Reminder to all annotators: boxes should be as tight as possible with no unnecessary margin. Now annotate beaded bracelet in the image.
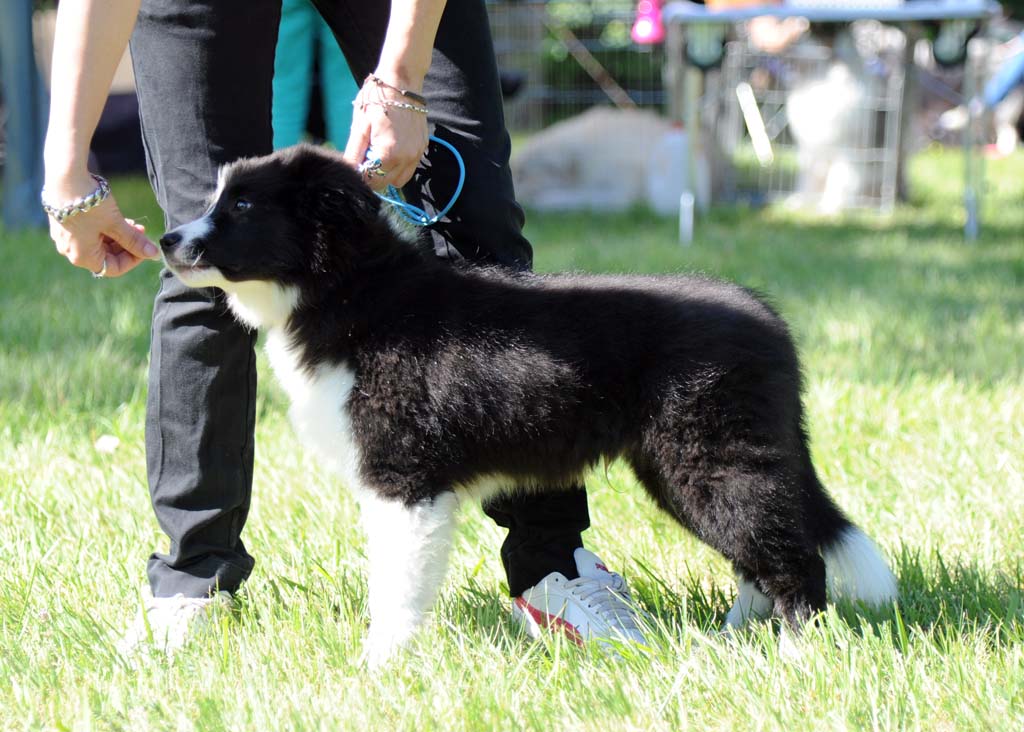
[41,174,111,224]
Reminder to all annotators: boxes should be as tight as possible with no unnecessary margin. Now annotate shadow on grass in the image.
[855,547,1024,648]
[533,205,1023,386]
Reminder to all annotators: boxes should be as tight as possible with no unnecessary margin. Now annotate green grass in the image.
[1,147,1022,731]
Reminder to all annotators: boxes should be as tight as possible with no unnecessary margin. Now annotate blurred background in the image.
[2,0,1023,229]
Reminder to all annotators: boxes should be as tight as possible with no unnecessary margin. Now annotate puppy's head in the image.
[160,144,381,327]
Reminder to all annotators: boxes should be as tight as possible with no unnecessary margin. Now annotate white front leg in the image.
[723,574,773,630]
[358,490,459,667]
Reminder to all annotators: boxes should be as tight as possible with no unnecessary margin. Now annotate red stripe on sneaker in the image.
[513,597,584,646]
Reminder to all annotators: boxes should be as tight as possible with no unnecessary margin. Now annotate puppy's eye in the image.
[233,198,253,212]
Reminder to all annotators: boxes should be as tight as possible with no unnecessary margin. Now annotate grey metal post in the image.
[895,23,921,205]
[963,31,988,242]
[1,0,49,230]
[664,19,686,123]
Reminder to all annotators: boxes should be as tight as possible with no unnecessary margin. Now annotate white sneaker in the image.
[117,586,232,657]
[512,548,647,648]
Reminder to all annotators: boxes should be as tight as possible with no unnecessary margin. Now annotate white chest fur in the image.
[264,329,363,490]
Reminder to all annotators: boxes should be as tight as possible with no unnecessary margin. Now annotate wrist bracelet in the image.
[355,98,429,115]
[366,73,428,107]
[41,174,111,223]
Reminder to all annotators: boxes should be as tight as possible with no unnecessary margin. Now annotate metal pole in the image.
[963,34,981,242]
[1,0,49,230]
[664,19,686,123]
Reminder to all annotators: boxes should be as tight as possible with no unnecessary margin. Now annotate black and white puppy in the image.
[161,144,897,665]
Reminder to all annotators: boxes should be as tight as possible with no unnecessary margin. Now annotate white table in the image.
[661,0,1003,239]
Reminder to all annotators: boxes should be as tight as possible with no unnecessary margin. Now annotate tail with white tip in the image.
[821,526,898,606]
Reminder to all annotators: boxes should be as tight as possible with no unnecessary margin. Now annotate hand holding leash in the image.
[365,136,465,227]
[344,72,430,192]
[43,171,159,278]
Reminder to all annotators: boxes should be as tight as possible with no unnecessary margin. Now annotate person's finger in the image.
[50,220,70,255]
[383,166,408,191]
[364,144,401,192]
[107,217,160,259]
[66,241,108,275]
[383,159,413,191]
[100,234,127,256]
[103,248,146,278]
[98,231,149,277]
[367,169,391,193]
[391,160,419,190]
[344,120,373,168]
[52,233,70,256]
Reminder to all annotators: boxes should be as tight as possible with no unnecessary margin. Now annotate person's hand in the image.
[344,73,430,192]
[45,172,160,278]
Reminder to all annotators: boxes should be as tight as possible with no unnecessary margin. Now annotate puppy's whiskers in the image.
[190,250,205,270]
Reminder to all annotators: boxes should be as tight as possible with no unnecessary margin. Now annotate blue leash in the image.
[362,135,465,227]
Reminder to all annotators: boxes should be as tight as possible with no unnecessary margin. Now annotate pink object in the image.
[631,0,665,45]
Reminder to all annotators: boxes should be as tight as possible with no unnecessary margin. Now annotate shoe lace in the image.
[562,574,642,635]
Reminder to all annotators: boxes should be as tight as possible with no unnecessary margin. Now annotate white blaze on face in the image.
[176,216,213,247]
[165,214,226,289]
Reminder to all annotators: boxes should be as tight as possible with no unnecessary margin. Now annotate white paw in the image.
[777,628,805,662]
[361,618,419,669]
[361,635,399,670]
[723,578,773,631]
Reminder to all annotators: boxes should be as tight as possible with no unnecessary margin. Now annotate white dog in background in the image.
[786,60,871,214]
[511,107,708,215]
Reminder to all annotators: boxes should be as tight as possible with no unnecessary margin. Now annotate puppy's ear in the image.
[311,179,381,227]
[292,148,382,274]
[291,146,380,224]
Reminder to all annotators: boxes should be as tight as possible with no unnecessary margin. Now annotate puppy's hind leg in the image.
[357,490,459,668]
[713,467,828,632]
[635,446,827,634]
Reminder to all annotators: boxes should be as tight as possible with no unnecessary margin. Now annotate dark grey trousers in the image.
[130,0,589,599]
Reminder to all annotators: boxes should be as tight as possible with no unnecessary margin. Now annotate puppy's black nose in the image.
[160,231,182,250]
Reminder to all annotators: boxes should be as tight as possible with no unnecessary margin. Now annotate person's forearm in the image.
[984,34,1024,109]
[44,0,142,186]
[375,0,447,91]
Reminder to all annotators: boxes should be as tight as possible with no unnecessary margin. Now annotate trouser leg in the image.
[483,491,590,596]
[131,0,281,598]
[315,0,588,596]
[273,0,317,150]
[316,14,359,146]
[0,0,47,229]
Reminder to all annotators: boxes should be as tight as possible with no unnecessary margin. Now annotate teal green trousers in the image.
[272,0,358,149]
